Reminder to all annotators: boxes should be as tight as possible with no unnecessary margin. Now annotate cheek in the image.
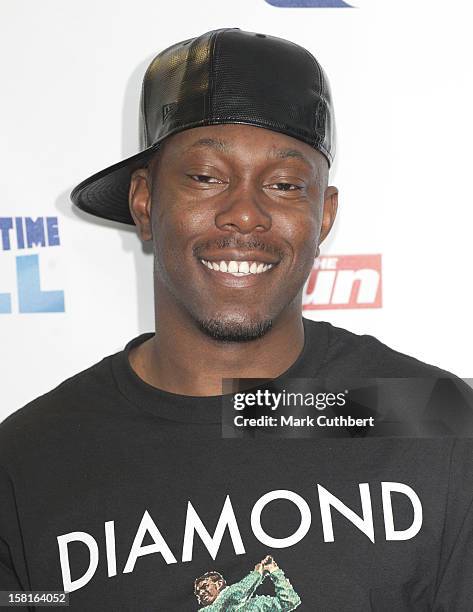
[152,188,211,241]
[150,205,182,276]
[279,211,320,259]
[150,194,212,278]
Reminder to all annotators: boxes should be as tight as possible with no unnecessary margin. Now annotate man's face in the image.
[130,124,337,341]
[195,577,224,605]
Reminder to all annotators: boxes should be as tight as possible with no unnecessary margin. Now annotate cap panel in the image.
[315,62,336,163]
[141,31,215,148]
[210,30,334,165]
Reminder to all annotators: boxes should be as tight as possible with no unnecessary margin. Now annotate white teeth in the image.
[200,259,275,276]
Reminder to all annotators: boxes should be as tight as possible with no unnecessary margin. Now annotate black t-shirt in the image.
[1,318,473,611]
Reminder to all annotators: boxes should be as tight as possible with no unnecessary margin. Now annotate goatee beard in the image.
[196,317,273,342]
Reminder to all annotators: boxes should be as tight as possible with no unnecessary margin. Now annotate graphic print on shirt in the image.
[194,555,301,610]
[56,481,423,595]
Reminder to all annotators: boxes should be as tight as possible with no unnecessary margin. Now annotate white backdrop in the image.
[1,0,472,419]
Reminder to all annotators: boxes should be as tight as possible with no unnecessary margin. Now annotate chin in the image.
[195,314,273,342]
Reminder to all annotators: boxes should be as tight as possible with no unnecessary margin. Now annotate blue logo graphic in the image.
[0,216,65,314]
[265,0,353,7]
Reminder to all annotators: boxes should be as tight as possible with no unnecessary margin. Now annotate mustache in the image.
[193,237,285,260]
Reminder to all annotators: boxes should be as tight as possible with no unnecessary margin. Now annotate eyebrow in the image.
[268,146,313,168]
[187,137,230,153]
[186,137,315,170]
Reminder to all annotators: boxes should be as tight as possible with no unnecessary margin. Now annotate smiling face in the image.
[129,124,338,342]
[194,576,225,605]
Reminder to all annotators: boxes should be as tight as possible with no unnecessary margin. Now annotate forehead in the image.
[159,123,324,171]
[196,577,214,588]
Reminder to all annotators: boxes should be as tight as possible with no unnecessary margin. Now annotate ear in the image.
[129,168,153,241]
[316,185,338,257]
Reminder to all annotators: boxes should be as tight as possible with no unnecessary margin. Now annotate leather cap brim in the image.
[70,143,160,225]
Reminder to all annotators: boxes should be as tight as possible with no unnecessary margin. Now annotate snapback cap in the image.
[70,27,336,225]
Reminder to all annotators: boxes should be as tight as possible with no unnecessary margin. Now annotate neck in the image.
[129,294,305,397]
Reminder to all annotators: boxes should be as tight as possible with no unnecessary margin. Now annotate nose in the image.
[215,178,271,234]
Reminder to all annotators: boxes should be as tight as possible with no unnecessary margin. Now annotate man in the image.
[1,27,472,611]
[194,555,301,610]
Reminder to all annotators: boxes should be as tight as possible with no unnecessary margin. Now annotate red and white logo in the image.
[303,254,382,310]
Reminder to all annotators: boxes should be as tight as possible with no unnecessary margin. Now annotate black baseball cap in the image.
[70,27,336,225]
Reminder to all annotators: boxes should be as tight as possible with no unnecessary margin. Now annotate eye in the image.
[267,182,302,191]
[188,174,222,183]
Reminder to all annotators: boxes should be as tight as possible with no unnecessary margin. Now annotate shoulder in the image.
[0,351,120,461]
[317,319,459,379]
[307,319,473,435]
